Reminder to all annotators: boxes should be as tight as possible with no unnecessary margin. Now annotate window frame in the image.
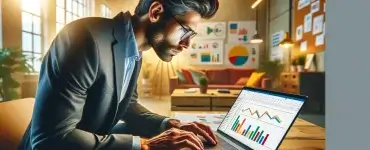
[21,0,43,72]
[100,4,111,18]
[56,0,89,33]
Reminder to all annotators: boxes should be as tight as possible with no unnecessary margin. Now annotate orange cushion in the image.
[234,77,249,85]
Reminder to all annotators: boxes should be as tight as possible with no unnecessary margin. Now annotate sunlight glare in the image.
[22,0,41,15]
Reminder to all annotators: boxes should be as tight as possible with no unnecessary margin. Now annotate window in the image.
[56,0,88,33]
[100,4,111,18]
[22,0,42,72]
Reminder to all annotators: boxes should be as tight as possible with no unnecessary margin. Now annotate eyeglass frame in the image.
[168,12,198,41]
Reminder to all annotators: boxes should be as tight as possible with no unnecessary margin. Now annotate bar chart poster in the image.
[188,40,224,65]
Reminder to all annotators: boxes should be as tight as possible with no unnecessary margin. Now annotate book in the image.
[217,89,230,93]
[184,88,198,93]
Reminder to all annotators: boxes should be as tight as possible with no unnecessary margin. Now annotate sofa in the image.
[169,68,271,93]
[0,98,35,150]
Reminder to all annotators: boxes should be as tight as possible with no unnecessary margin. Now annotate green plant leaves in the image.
[3,77,20,88]
[257,59,285,90]
[199,77,208,85]
[257,60,284,79]
[0,47,35,100]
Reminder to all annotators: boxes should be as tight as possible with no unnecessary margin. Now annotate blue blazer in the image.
[19,12,167,150]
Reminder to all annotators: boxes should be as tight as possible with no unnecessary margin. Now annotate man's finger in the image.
[194,122,218,143]
[146,135,168,144]
[186,131,204,147]
[176,129,204,147]
[188,123,216,144]
[175,133,204,149]
[148,129,181,143]
[175,139,203,150]
[177,129,203,145]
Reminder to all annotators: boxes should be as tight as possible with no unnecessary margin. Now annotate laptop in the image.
[203,87,307,150]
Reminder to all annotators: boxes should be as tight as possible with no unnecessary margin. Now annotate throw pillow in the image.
[234,77,249,85]
[181,69,195,84]
[246,72,265,87]
[175,70,187,84]
[189,69,209,85]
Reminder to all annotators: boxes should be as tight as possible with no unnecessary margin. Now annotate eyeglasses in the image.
[171,15,198,41]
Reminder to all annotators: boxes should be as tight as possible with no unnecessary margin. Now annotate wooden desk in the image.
[171,111,325,150]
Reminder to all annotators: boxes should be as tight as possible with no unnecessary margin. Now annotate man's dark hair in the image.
[135,0,219,19]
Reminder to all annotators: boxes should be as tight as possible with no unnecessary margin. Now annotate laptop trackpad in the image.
[199,135,238,150]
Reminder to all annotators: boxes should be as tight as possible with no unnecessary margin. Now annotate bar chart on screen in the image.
[226,115,286,150]
[217,89,305,150]
[230,116,270,146]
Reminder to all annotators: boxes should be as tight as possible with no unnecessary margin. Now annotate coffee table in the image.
[171,89,241,111]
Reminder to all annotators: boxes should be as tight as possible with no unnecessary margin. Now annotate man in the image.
[19,0,219,150]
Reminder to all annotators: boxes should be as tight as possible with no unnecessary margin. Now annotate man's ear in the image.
[148,1,164,23]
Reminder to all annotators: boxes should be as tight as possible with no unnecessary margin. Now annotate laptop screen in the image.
[217,88,305,150]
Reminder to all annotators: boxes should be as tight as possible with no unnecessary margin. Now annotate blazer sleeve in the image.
[120,83,168,138]
[30,22,134,150]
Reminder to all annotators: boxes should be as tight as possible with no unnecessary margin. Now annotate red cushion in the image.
[205,69,230,84]
[181,69,195,84]
[228,68,255,84]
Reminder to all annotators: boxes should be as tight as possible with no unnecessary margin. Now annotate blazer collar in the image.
[112,11,141,60]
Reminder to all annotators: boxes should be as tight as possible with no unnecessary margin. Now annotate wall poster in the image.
[188,40,224,65]
[225,43,259,68]
[227,21,256,44]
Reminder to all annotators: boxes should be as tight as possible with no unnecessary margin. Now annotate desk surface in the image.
[171,111,325,150]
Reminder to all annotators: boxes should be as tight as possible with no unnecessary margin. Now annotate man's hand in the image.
[140,128,204,150]
[167,119,218,145]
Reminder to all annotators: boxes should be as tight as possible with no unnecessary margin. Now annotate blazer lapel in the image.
[115,59,142,120]
[112,12,130,101]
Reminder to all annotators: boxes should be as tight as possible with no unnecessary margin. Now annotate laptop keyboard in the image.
[204,136,238,150]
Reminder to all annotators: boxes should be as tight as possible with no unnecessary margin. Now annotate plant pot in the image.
[199,85,208,94]
[297,65,303,72]
[142,78,149,85]
[290,66,297,72]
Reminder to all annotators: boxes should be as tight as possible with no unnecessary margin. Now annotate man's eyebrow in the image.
[176,18,192,30]
[183,24,192,30]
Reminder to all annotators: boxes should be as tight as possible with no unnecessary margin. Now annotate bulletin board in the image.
[293,0,326,54]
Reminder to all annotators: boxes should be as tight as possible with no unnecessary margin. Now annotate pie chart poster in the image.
[225,44,259,68]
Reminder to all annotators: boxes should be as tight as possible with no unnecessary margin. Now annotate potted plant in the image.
[257,59,285,90]
[0,47,34,101]
[297,55,306,72]
[199,77,208,94]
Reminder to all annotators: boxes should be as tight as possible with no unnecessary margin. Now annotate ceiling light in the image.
[251,0,263,9]
[279,32,294,48]
[250,33,263,44]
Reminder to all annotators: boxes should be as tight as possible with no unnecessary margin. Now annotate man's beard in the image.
[145,20,174,62]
